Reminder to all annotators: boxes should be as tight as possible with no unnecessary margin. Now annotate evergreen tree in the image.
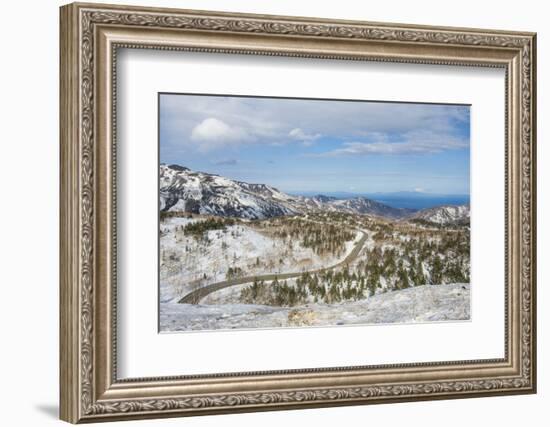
[431,256,443,285]
[367,272,378,297]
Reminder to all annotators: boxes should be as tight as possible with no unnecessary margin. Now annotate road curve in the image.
[178,230,368,304]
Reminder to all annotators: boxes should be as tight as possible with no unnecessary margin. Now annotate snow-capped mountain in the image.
[160,164,297,219]
[160,164,414,220]
[410,204,470,225]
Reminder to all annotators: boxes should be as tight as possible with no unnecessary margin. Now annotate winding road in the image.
[178,229,369,304]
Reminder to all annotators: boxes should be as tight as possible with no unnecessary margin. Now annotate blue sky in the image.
[159,94,470,195]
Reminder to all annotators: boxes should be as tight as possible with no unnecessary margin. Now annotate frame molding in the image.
[60,2,536,423]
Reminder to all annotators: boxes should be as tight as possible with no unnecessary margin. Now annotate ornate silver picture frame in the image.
[60,2,536,423]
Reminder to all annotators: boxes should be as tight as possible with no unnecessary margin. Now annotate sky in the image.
[159,93,470,195]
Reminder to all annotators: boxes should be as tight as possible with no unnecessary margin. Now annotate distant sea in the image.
[291,191,470,211]
[369,195,470,210]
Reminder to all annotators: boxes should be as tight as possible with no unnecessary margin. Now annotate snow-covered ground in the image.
[160,216,361,303]
[160,283,470,332]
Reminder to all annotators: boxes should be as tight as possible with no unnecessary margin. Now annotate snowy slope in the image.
[159,216,362,303]
[160,283,470,332]
[160,164,297,219]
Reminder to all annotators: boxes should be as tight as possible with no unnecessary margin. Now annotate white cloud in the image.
[319,129,469,157]
[191,118,246,142]
[288,128,321,145]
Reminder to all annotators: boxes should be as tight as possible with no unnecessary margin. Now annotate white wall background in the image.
[0,0,545,425]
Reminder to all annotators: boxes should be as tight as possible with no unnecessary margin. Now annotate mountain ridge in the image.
[159,164,468,223]
[410,204,470,225]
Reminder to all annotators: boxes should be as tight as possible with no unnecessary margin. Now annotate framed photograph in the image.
[60,2,537,423]
[158,93,473,331]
